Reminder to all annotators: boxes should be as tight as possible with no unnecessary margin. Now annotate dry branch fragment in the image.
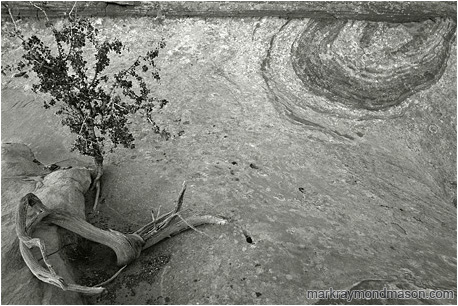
[141,215,227,250]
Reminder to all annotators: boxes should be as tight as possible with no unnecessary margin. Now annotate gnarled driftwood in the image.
[16,182,226,294]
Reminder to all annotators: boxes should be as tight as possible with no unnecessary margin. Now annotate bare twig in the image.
[4,2,25,42]
[63,19,76,62]
[135,209,174,237]
[77,114,90,138]
[5,3,18,32]
[174,181,187,214]
[153,182,187,232]
[68,1,77,17]
[176,214,212,238]
[151,204,163,226]
[29,1,49,22]
[92,180,101,211]
[95,265,127,287]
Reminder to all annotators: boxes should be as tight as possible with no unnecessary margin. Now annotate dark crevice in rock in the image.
[242,229,254,244]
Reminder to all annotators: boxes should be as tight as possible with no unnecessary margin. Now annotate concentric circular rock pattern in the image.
[291,18,456,110]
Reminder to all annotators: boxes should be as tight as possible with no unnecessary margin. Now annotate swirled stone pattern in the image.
[291,18,456,110]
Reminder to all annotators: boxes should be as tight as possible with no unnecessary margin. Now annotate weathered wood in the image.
[141,215,228,250]
[2,1,456,22]
[45,210,144,266]
[16,187,226,294]
[16,193,105,294]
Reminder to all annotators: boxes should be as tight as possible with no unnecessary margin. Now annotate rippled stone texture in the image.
[291,18,456,110]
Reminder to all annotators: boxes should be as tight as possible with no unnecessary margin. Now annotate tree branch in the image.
[29,1,49,22]
[68,1,77,17]
[5,3,20,36]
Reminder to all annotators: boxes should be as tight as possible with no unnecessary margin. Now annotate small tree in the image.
[13,16,168,209]
[7,6,229,294]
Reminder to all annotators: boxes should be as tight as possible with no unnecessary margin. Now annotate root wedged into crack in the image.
[16,182,226,294]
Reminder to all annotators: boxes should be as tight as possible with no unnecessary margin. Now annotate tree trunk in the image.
[92,155,103,211]
[86,121,104,211]
[93,155,104,182]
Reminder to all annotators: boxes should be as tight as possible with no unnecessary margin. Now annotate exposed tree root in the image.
[16,194,105,294]
[95,265,127,287]
[16,183,227,294]
[92,179,101,211]
[91,157,104,212]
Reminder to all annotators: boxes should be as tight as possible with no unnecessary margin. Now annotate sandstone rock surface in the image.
[1,11,456,305]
